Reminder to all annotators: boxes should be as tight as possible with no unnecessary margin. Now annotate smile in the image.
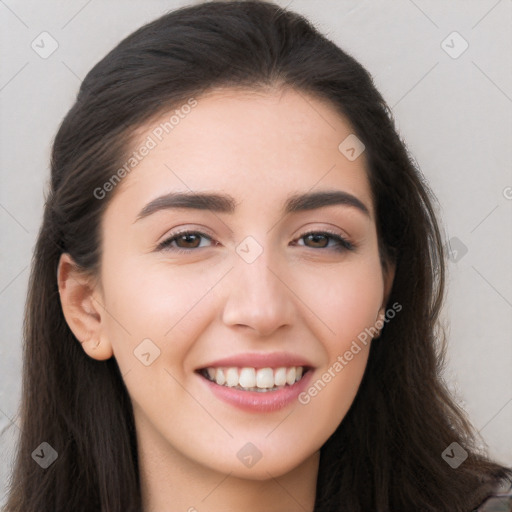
[200,366,307,392]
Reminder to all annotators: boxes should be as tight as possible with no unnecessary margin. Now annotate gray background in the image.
[1,0,511,503]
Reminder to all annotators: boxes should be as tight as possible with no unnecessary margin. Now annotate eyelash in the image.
[156,229,355,254]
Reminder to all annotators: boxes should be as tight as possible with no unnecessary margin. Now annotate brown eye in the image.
[303,233,329,248]
[157,231,214,252]
[175,233,202,248]
[296,231,354,252]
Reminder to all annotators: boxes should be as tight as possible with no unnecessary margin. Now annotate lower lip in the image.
[198,371,313,413]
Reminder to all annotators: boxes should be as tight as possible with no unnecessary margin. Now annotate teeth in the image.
[274,367,287,386]
[215,368,226,386]
[225,367,239,387]
[286,367,296,385]
[256,368,274,389]
[202,366,306,391]
[239,367,256,388]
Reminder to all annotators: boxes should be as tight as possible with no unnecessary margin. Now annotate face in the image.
[69,87,393,480]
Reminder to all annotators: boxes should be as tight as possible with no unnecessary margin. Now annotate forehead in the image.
[107,86,373,219]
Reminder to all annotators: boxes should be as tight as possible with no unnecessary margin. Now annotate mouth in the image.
[197,365,311,392]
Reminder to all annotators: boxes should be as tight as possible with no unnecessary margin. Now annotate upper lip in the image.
[197,352,314,370]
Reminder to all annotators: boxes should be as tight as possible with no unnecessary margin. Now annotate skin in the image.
[58,86,394,512]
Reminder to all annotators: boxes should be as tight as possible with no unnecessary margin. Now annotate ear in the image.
[375,261,396,335]
[379,260,396,314]
[57,253,113,361]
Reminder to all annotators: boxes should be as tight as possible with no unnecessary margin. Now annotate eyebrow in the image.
[134,190,370,222]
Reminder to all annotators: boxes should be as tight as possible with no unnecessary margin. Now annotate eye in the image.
[157,229,354,254]
[294,230,354,252]
[157,230,215,253]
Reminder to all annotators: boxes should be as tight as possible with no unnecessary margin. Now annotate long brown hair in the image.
[5,1,511,510]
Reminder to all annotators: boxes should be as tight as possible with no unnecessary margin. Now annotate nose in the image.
[221,248,295,337]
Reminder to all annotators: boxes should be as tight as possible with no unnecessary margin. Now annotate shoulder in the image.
[473,480,512,511]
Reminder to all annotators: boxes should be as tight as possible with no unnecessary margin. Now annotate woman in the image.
[5,1,511,511]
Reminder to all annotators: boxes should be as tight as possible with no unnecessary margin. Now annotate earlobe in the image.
[57,253,113,361]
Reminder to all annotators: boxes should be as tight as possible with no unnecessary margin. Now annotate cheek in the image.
[293,259,382,433]
[298,348,370,443]
[293,256,384,346]
[101,258,219,369]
